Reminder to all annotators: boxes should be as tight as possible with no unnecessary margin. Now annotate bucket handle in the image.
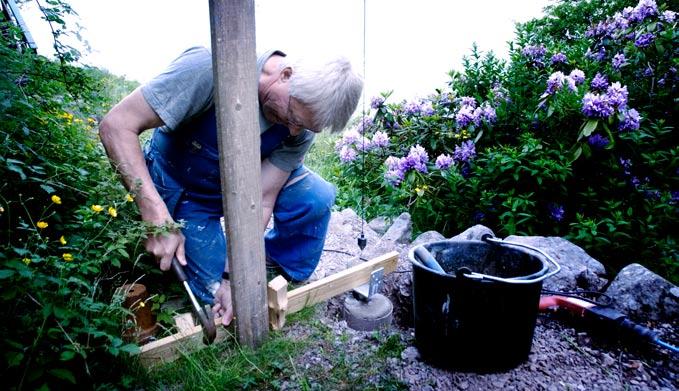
[456,235,561,284]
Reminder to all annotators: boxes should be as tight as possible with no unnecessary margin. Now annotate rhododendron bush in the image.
[321,0,677,281]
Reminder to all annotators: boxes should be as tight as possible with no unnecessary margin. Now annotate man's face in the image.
[259,68,317,136]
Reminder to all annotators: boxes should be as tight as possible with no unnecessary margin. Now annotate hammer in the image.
[171,258,217,344]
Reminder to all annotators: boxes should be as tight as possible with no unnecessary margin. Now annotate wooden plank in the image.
[287,251,399,314]
[209,0,268,347]
[173,313,195,334]
[267,275,288,330]
[136,316,227,368]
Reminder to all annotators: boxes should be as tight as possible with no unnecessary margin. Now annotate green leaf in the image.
[48,368,76,384]
[120,343,140,355]
[5,351,24,367]
[580,120,598,140]
[0,269,16,279]
[547,105,555,118]
[40,184,56,194]
[60,350,76,361]
[115,248,129,258]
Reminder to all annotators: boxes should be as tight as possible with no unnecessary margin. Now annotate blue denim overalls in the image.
[145,106,336,303]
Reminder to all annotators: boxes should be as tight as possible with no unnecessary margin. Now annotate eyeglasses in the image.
[285,95,310,132]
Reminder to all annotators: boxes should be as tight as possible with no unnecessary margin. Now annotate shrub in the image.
[323,0,678,282]
[0,9,151,388]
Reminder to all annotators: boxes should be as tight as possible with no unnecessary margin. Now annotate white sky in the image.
[21,0,550,102]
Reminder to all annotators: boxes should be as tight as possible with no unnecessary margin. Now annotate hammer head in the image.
[196,304,217,345]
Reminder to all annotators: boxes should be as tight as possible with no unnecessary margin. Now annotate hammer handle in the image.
[171,257,188,282]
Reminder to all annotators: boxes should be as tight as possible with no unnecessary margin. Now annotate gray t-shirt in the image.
[141,46,314,172]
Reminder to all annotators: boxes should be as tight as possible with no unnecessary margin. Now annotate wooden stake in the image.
[209,0,268,347]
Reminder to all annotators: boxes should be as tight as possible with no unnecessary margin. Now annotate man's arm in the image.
[260,159,290,231]
[98,87,186,270]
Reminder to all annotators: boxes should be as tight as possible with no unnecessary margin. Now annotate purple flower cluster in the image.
[545,72,566,95]
[357,116,374,134]
[587,0,659,41]
[661,10,676,23]
[581,92,615,118]
[551,52,568,65]
[491,83,510,103]
[606,82,628,109]
[570,69,585,85]
[371,131,390,148]
[438,93,451,106]
[612,53,627,70]
[635,33,655,48]
[421,101,435,117]
[590,73,609,91]
[619,108,641,131]
[588,134,610,149]
[522,44,547,67]
[634,0,658,21]
[435,154,454,170]
[455,100,496,128]
[548,203,565,222]
[453,140,476,163]
[543,70,585,97]
[459,96,477,108]
[383,145,430,186]
[370,96,385,109]
[339,145,357,163]
[455,105,476,128]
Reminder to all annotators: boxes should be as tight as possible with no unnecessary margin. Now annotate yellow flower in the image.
[62,253,74,262]
[37,221,48,229]
[0,206,4,214]
[87,117,96,124]
[74,118,83,123]
[125,193,134,203]
[91,204,103,213]
[108,207,117,218]
[51,195,62,204]
[59,235,67,245]
[138,301,145,308]
[22,257,31,265]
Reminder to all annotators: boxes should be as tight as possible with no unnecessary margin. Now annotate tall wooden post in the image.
[208,0,268,347]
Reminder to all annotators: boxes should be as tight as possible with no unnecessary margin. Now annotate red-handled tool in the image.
[539,295,678,354]
[171,258,217,345]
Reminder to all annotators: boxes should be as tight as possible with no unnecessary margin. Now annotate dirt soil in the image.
[279,293,677,390]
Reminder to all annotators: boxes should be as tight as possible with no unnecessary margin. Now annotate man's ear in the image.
[280,67,293,83]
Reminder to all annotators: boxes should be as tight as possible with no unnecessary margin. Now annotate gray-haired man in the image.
[99,47,363,325]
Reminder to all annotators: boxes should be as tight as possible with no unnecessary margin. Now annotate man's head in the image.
[259,54,363,135]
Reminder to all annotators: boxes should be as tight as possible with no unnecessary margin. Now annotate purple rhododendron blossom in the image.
[590,73,609,91]
[453,140,476,163]
[403,101,422,116]
[619,108,641,131]
[339,145,357,163]
[355,136,373,152]
[402,144,429,173]
[370,96,385,109]
[635,33,655,48]
[435,154,454,170]
[455,105,477,128]
[385,156,401,171]
[338,129,360,149]
[633,0,658,21]
[357,117,373,134]
[622,6,638,23]
[548,203,565,222]
[481,104,497,123]
[522,45,547,67]
[545,71,566,95]
[612,53,627,70]
[611,12,630,32]
[569,69,585,85]
[421,102,435,117]
[586,47,606,62]
[588,134,610,149]
[642,66,654,77]
[606,82,628,109]
[439,93,451,106]
[582,92,615,118]
[661,10,676,23]
[385,168,405,186]
[459,96,477,108]
[371,131,390,148]
[551,52,567,65]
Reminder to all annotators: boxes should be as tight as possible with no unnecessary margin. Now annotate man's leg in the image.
[265,167,336,281]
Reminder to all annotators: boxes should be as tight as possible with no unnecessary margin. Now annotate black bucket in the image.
[408,235,560,371]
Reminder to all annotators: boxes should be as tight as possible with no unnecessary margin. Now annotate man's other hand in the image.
[212,279,234,326]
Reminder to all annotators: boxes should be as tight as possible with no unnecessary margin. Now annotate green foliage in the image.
[314,0,678,282]
[0,7,148,388]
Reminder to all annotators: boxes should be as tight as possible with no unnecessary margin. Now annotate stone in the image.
[382,212,413,244]
[343,293,393,331]
[503,235,608,292]
[400,346,420,362]
[368,216,391,235]
[412,231,446,247]
[604,263,679,322]
[449,224,495,241]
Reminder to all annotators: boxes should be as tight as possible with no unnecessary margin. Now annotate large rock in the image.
[368,216,391,236]
[503,235,608,292]
[449,224,495,241]
[361,212,412,261]
[411,231,446,247]
[604,263,679,323]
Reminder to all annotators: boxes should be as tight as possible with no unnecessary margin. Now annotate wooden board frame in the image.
[134,251,399,367]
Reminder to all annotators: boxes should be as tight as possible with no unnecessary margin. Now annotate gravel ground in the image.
[279,295,677,390]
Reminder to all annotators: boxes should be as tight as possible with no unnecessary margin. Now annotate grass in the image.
[125,303,408,390]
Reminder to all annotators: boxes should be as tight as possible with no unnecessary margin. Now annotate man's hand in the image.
[212,279,234,326]
[145,229,186,271]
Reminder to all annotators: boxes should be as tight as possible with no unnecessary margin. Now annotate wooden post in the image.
[208,0,268,347]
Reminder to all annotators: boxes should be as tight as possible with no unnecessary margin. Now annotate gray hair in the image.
[283,56,363,133]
